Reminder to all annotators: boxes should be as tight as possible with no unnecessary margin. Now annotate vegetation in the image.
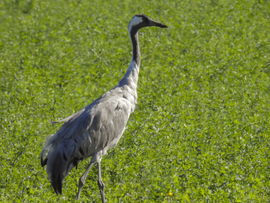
[1,0,269,202]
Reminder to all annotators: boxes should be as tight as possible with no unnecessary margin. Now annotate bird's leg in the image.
[97,161,105,203]
[76,161,95,200]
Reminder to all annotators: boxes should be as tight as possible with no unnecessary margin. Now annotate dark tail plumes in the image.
[40,139,76,195]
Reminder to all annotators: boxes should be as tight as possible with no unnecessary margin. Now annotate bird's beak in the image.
[149,19,168,28]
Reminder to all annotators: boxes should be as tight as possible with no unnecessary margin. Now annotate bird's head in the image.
[128,14,168,34]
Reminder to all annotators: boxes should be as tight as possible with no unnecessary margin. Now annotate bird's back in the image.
[40,84,137,194]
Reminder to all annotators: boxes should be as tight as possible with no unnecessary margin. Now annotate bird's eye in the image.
[143,17,150,24]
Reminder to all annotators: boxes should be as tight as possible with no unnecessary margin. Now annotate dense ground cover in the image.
[1,0,270,202]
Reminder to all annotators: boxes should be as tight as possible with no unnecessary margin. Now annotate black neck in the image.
[130,28,140,66]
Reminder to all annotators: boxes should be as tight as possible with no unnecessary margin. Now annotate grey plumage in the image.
[40,14,167,202]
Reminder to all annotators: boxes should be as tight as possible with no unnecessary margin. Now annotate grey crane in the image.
[40,14,167,202]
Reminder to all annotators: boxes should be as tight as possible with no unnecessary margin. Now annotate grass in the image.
[1,0,270,202]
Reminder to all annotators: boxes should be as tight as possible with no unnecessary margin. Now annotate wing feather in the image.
[41,86,136,195]
[50,108,85,124]
[43,87,135,168]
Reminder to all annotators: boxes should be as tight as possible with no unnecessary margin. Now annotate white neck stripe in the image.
[128,16,143,33]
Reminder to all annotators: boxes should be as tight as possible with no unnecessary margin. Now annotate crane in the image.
[40,14,168,202]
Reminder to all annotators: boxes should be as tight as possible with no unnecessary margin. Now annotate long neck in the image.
[118,29,141,91]
[130,30,140,66]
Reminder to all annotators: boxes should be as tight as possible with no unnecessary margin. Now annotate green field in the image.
[1,0,270,202]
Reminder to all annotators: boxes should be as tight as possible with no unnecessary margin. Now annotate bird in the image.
[40,14,168,202]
